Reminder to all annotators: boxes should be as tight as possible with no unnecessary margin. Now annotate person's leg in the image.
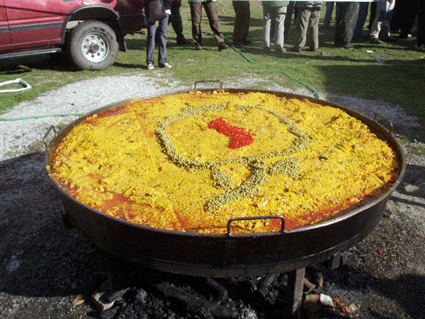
[309,8,321,50]
[274,6,287,52]
[190,2,203,46]
[334,2,359,46]
[146,22,157,66]
[263,5,272,50]
[157,15,170,66]
[324,2,334,28]
[370,0,386,40]
[353,2,369,40]
[232,1,250,43]
[417,0,425,47]
[203,1,225,45]
[295,8,310,49]
[170,7,186,42]
[399,0,418,39]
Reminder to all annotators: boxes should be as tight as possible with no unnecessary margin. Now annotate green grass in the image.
[1,1,424,136]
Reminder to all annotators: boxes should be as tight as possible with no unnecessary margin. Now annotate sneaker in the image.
[343,44,355,49]
[159,62,172,68]
[147,63,155,70]
[218,42,229,51]
[195,44,202,50]
[263,47,271,54]
[291,46,302,53]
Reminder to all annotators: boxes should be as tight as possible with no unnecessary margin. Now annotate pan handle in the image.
[193,80,223,90]
[43,125,57,150]
[374,113,393,134]
[227,215,286,236]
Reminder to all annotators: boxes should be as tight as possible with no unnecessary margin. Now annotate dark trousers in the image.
[190,1,225,45]
[169,7,185,41]
[232,1,250,43]
[334,2,360,46]
[418,0,425,46]
[399,0,419,38]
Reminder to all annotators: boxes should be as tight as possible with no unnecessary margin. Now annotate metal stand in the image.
[284,268,306,318]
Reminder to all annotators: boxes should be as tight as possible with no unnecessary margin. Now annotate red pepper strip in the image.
[208,118,254,149]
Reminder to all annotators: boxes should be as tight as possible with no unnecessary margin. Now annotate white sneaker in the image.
[147,63,155,70]
[159,62,172,68]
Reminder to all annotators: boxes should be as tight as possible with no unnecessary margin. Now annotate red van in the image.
[0,0,145,70]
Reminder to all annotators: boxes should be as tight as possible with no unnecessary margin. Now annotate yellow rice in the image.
[50,91,399,234]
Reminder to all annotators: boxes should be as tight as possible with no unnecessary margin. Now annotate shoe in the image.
[159,62,172,68]
[342,44,355,49]
[176,38,190,45]
[415,44,425,51]
[218,42,229,51]
[195,44,202,50]
[291,47,302,53]
[310,47,318,52]
[263,47,271,54]
[276,47,287,55]
[147,63,155,70]
[370,38,383,44]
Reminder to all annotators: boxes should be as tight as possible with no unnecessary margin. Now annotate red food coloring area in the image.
[208,118,254,149]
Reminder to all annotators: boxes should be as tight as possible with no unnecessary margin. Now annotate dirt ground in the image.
[0,82,425,318]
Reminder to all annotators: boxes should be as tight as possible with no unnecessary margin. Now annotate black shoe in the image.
[310,47,318,52]
[176,38,190,45]
[263,47,271,54]
[218,42,229,51]
[291,47,302,53]
[276,47,287,55]
[195,44,202,50]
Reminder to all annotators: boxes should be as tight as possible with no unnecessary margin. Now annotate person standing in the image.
[262,0,290,55]
[334,1,360,49]
[292,1,323,52]
[232,0,251,45]
[146,0,173,69]
[188,0,229,51]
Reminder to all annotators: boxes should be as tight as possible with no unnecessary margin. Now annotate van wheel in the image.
[68,21,119,71]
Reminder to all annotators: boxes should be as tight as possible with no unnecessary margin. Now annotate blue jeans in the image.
[353,2,370,39]
[146,15,169,66]
[324,2,335,28]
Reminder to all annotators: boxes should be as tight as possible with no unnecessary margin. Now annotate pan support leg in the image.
[284,267,305,318]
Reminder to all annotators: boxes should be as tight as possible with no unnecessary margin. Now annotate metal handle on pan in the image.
[43,125,57,150]
[193,80,223,90]
[374,113,393,134]
[227,215,286,236]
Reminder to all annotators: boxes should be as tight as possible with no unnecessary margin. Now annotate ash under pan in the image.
[46,88,406,278]
[94,254,338,319]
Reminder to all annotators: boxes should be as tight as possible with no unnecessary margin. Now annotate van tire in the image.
[67,21,119,71]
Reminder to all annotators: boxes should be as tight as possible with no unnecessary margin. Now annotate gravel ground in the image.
[1,75,424,319]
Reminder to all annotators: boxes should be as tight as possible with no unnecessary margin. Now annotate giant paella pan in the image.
[45,86,405,277]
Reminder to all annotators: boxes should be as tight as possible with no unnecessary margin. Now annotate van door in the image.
[0,0,11,47]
